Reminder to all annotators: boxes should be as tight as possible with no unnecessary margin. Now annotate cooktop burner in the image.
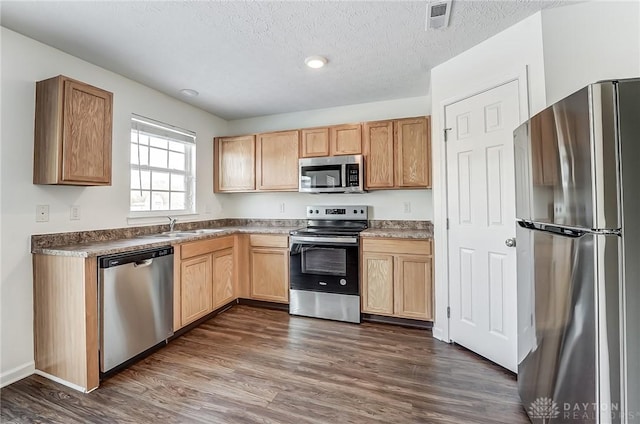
[290,205,369,237]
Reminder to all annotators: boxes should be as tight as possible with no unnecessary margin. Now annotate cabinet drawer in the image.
[249,234,288,248]
[181,236,234,259]
[362,238,432,256]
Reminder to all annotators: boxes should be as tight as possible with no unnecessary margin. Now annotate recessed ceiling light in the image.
[179,88,199,97]
[304,56,328,69]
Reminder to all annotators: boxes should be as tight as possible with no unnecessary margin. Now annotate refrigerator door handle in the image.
[516,220,622,238]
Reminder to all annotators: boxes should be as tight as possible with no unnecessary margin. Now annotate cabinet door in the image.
[394,255,433,320]
[300,128,330,158]
[180,254,213,325]
[250,248,288,303]
[215,135,255,192]
[364,121,394,189]
[330,124,362,156]
[61,79,113,184]
[361,253,394,315]
[396,117,430,188]
[212,247,234,309]
[256,130,299,190]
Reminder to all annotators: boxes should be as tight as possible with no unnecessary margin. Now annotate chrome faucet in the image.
[167,216,177,232]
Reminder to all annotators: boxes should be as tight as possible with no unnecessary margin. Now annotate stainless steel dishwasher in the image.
[98,246,174,374]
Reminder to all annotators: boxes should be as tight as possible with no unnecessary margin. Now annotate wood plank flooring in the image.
[1,305,529,423]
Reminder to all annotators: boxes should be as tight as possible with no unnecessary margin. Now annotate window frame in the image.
[129,114,196,218]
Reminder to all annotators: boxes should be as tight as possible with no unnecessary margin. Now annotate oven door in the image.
[289,237,359,295]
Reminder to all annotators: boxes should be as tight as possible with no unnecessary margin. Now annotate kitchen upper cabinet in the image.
[361,238,433,321]
[214,135,255,192]
[33,75,113,185]
[175,236,235,329]
[330,124,362,155]
[364,117,431,190]
[249,235,289,303]
[300,127,330,158]
[256,130,300,191]
[363,121,394,188]
[396,117,431,188]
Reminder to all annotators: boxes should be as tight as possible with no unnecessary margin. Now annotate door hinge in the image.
[443,127,452,142]
[446,218,449,230]
[447,306,451,318]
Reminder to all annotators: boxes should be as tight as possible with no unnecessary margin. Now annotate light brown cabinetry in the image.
[214,135,256,192]
[364,116,431,189]
[249,234,289,303]
[256,130,299,190]
[300,127,330,158]
[33,254,99,392]
[175,236,235,329]
[330,123,362,155]
[33,75,113,185]
[361,238,433,321]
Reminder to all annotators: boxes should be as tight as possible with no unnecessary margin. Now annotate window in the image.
[130,115,196,215]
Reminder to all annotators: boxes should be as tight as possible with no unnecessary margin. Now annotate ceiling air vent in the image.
[426,0,452,30]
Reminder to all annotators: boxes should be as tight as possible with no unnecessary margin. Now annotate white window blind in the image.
[130,114,196,215]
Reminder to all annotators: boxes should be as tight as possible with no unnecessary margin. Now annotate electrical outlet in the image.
[403,201,411,213]
[205,203,213,214]
[70,205,80,220]
[36,205,49,222]
[279,202,285,213]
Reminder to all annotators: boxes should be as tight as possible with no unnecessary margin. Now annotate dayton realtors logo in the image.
[529,397,560,423]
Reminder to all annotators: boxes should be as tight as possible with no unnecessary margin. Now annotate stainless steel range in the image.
[289,205,368,323]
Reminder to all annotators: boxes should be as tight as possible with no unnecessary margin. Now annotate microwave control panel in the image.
[346,164,360,187]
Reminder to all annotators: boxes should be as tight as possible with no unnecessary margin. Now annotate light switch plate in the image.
[70,205,80,220]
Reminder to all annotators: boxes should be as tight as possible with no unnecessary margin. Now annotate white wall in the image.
[227,95,431,135]
[223,95,433,221]
[542,1,640,105]
[0,27,229,386]
[429,12,547,342]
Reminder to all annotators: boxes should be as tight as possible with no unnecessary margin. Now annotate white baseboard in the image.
[0,362,35,388]
[432,326,450,343]
[33,370,88,393]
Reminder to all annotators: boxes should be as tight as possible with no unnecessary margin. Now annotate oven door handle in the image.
[290,236,359,245]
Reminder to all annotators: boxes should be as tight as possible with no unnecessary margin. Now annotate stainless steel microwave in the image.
[299,155,365,193]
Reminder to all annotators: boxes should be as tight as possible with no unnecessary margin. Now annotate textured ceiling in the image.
[1,1,572,120]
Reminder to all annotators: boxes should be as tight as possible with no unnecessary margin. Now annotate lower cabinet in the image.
[361,238,433,321]
[249,234,289,303]
[175,236,235,329]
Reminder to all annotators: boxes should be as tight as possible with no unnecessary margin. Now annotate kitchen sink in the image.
[145,229,225,239]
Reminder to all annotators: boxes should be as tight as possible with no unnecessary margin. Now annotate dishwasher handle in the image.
[99,246,173,269]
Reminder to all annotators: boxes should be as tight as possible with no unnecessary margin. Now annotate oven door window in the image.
[301,246,346,276]
[300,165,342,189]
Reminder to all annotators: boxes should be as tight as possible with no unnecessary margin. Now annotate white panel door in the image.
[446,80,520,372]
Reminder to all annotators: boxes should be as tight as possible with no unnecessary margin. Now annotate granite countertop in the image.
[32,219,433,258]
[33,226,297,258]
[360,228,432,240]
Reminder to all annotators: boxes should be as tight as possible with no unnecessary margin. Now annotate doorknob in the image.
[505,238,516,247]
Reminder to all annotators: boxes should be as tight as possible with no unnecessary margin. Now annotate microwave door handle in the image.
[342,165,346,189]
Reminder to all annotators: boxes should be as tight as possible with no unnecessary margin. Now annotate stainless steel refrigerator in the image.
[515,79,640,423]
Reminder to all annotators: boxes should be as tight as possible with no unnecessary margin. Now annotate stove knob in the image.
[339,279,347,286]
[309,210,313,214]
[360,209,364,214]
[353,209,357,214]
[315,210,319,214]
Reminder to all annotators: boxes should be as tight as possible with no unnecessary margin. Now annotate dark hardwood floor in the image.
[1,306,529,423]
